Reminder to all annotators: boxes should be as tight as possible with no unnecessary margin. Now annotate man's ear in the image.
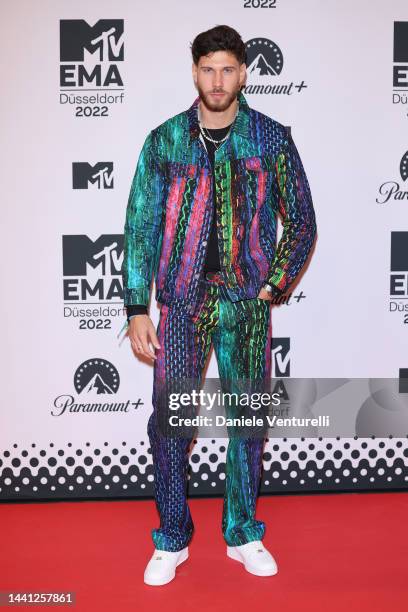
[240,62,247,86]
[192,62,197,86]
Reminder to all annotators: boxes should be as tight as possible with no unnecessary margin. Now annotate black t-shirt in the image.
[201,123,233,273]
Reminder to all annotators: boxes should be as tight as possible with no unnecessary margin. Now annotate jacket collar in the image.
[186,89,250,143]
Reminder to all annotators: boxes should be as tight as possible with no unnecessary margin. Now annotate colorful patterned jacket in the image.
[122,91,317,312]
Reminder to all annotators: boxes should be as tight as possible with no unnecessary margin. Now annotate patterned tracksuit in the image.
[122,91,317,551]
[148,273,272,551]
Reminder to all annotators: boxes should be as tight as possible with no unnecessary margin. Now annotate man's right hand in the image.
[127,315,161,361]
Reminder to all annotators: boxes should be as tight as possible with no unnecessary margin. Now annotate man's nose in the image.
[213,72,223,88]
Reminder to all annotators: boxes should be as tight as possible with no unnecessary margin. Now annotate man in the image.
[122,25,317,585]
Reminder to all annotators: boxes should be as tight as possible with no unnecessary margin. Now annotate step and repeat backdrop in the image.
[1,0,408,501]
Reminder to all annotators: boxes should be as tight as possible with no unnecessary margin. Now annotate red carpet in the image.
[1,492,407,611]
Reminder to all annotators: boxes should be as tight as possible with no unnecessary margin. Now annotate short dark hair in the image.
[190,25,246,65]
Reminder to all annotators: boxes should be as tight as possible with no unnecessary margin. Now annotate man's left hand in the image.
[257,287,272,301]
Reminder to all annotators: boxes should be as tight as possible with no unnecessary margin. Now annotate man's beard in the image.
[197,83,240,113]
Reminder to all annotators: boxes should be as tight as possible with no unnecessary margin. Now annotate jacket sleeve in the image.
[265,132,317,293]
[122,130,164,307]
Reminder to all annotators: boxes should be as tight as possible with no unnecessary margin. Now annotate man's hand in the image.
[257,287,272,301]
[127,315,161,361]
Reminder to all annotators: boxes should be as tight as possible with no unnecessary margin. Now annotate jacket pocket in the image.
[163,161,198,180]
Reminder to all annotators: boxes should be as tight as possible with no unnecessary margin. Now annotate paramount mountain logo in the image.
[74,358,119,394]
[52,358,144,417]
[80,373,114,394]
[247,51,280,76]
[244,37,307,96]
[401,151,408,180]
[376,150,408,203]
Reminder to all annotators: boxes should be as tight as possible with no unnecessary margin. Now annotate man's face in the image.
[192,50,246,112]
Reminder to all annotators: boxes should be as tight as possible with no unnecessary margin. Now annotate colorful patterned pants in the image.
[147,273,273,551]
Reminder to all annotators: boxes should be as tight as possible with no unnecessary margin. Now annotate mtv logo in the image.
[390,232,408,271]
[272,337,290,377]
[394,22,408,63]
[399,368,408,393]
[60,20,124,62]
[62,235,123,277]
[72,162,114,189]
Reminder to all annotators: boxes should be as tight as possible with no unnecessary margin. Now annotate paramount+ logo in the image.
[244,36,307,96]
[52,358,144,417]
[376,150,408,204]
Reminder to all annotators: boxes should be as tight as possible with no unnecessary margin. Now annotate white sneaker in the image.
[227,540,278,576]
[143,547,189,586]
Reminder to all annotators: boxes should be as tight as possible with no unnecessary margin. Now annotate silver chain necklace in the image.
[198,102,238,150]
